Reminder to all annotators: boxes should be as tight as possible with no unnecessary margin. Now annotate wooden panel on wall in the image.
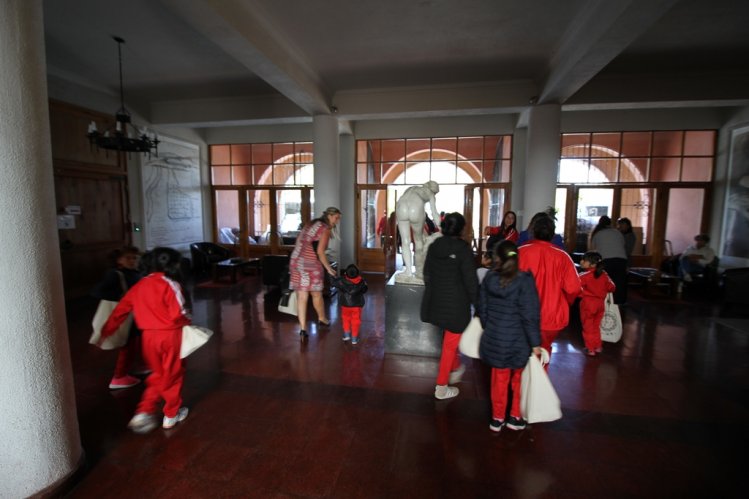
[49,100,121,169]
[49,100,130,299]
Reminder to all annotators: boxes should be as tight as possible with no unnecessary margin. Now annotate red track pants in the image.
[580,298,604,352]
[341,306,362,337]
[113,334,141,378]
[490,367,523,420]
[436,330,462,385]
[137,328,184,418]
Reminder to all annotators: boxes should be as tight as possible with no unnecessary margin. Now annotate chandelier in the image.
[86,37,159,157]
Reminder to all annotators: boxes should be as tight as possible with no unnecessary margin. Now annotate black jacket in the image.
[91,268,142,301]
[420,236,479,332]
[332,275,367,307]
[478,270,541,369]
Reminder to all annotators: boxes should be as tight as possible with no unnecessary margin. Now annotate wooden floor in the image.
[63,272,748,498]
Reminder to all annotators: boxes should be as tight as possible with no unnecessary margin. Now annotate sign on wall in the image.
[142,135,203,250]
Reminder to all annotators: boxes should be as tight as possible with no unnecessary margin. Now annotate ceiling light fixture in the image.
[86,36,158,157]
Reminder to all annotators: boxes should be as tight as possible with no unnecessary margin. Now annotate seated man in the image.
[679,234,716,282]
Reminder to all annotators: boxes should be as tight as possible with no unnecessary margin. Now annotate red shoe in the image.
[109,375,141,390]
[594,347,603,353]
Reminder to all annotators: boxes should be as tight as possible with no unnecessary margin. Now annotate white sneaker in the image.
[448,364,466,384]
[434,385,459,400]
[683,273,693,282]
[162,407,189,429]
[127,413,158,434]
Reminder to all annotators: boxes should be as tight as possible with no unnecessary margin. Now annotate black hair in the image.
[109,245,140,267]
[532,215,555,242]
[591,216,612,238]
[695,233,710,243]
[501,211,517,232]
[492,240,520,286]
[141,247,183,281]
[345,264,360,279]
[617,217,633,234]
[441,212,466,238]
[582,251,605,278]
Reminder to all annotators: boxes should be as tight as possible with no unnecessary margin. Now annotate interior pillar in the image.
[313,114,341,259]
[338,133,356,267]
[0,0,83,496]
[523,104,562,223]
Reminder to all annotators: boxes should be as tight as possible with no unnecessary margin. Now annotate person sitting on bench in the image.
[679,234,715,282]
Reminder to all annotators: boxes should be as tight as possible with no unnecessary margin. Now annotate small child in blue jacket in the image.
[331,264,368,345]
[478,240,542,432]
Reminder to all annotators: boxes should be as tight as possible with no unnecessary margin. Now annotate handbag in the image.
[89,271,131,350]
[181,325,214,358]
[600,292,623,343]
[90,299,132,349]
[458,316,483,359]
[278,289,298,316]
[520,351,562,424]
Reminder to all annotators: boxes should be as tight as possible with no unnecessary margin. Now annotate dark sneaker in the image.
[351,336,359,345]
[489,419,504,432]
[506,416,527,431]
[342,332,352,342]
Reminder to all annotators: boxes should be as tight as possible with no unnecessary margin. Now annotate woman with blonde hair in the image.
[289,207,342,338]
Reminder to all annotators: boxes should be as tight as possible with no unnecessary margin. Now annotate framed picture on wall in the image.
[142,135,203,250]
[722,125,749,258]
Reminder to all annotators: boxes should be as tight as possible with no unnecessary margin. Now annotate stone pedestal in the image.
[385,275,442,357]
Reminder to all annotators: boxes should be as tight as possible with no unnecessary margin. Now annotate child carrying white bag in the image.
[477,240,545,433]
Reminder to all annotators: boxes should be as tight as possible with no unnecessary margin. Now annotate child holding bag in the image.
[578,251,616,356]
[100,247,192,433]
[91,246,143,389]
[478,240,542,432]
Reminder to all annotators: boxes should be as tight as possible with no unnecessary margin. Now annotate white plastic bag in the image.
[458,316,483,359]
[520,351,562,424]
[278,290,298,316]
[181,325,214,358]
[89,300,132,350]
[600,292,622,343]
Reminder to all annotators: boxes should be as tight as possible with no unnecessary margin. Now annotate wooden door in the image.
[50,100,131,299]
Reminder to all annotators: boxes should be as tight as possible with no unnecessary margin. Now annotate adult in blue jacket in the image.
[478,240,542,432]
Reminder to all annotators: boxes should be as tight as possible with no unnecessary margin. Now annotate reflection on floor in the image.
[65,273,748,498]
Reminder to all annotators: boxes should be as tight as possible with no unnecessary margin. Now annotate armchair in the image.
[190,242,234,276]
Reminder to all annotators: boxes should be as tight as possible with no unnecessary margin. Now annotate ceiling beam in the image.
[538,0,680,105]
[159,0,331,115]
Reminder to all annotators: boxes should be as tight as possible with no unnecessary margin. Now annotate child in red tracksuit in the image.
[331,264,368,345]
[101,247,191,433]
[579,251,616,357]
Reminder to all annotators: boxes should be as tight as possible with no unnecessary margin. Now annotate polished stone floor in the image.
[64,273,748,498]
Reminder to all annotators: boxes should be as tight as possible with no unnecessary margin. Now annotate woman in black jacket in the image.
[421,212,479,400]
[478,240,542,432]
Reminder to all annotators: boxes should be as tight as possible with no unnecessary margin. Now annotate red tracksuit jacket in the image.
[102,272,191,337]
[580,270,616,301]
[518,240,581,331]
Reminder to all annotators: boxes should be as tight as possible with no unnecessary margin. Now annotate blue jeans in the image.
[679,256,705,278]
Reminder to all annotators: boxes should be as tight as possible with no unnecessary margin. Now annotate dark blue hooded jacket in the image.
[478,270,541,369]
